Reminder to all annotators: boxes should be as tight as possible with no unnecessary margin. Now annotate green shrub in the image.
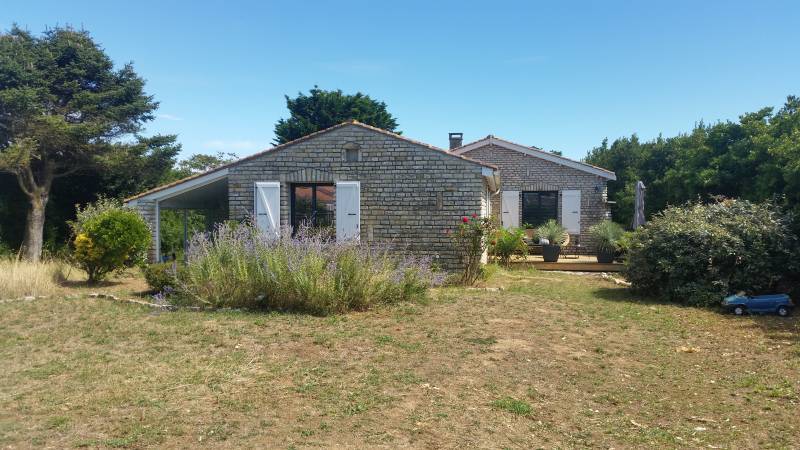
[143,262,183,293]
[179,223,442,314]
[625,199,799,306]
[536,219,566,245]
[588,220,625,253]
[70,199,151,283]
[449,214,497,285]
[490,227,527,266]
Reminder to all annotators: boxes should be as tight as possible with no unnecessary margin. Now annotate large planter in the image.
[542,244,561,262]
[596,248,615,264]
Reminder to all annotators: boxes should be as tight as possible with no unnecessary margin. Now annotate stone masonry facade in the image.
[224,124,489,270]
[461,143,610,249]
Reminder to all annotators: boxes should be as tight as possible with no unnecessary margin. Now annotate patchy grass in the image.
[0,266,798,448]
[492,397,533,416]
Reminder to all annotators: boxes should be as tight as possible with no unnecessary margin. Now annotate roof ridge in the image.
[452,135,615,177]
[126,121,496,202]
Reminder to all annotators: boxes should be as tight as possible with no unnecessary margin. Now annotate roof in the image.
[125,120,498,202]
[451,135,617,180]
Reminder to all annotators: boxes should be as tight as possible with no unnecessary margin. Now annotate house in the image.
[125,121,616,270]
[449,133,616,248]
[125,121,500,270]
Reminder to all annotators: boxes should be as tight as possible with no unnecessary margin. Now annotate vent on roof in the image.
[448,132,463,150]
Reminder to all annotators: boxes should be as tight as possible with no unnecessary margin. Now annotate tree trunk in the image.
[22,193,48,262]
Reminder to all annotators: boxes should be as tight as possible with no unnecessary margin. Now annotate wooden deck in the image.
[504,255,624,272]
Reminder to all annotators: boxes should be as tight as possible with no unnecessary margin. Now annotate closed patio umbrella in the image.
[632,180,646,229]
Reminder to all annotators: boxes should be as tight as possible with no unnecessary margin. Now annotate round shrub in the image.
[625,199,798,306]
[71,200,151,283]
[143,262,183,293]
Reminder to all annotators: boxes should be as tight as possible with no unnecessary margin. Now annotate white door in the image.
[501,190,520,228]
[254,182,280,237]
[336,181,360,241]
[561,190,581,234]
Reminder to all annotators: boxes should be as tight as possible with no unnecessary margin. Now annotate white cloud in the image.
[157,113,184,121]
[202,140,260,152]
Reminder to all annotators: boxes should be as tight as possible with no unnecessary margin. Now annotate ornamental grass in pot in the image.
[588,220,624,263]
[536,220,567,262]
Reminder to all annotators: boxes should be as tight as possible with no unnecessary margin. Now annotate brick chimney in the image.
[448,132,463,150]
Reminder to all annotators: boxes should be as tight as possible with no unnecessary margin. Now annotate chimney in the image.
[448,132,463,150]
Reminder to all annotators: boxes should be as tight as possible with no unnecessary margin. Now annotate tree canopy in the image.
[273,86,399,144]
[0,25,160,260]
[586,96,800,228]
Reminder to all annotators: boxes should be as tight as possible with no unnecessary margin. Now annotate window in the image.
[521,191,557,227]
[291,183,334,232]
[343,142,360,162]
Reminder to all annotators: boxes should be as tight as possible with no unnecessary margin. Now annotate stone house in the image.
[125,121,615,269]
[449,134,616,248]
[125,121,499,270]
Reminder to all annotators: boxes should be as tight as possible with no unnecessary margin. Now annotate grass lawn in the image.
[1,268,798,448]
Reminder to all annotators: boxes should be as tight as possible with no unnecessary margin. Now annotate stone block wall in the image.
[461,144,611,248]
[227,124,488,270]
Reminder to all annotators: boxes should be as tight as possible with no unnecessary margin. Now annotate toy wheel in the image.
[777,306,790,317]
[733,305,746,316]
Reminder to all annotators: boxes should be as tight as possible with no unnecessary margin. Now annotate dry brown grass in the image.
[0,267,798,448]
[0,258,66,299]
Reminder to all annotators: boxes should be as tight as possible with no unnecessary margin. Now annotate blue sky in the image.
[4,0,799,160]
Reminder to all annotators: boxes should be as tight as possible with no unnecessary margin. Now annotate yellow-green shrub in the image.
[71,200,151,283]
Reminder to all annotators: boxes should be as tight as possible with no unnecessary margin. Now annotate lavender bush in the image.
[179,222,441,314]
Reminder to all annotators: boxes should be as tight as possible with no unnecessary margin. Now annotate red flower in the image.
[462,216,469,223]
[471,213,478,218]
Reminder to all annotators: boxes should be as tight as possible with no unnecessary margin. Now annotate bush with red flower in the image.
[449,214,497,285]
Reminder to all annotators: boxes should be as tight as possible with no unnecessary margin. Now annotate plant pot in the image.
[524,229,536,240]
[542,244,561,262]
[596,248,615,264]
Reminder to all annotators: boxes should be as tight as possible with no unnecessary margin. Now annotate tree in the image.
[274,86,399,144]
[585,96,800,228]
[171,151,237,179]
[0,26,158,261]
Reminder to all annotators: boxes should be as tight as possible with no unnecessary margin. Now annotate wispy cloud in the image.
[318,60,395,74]
[157,113,184,121]
[202,140,260,152]
[503,55,546,65]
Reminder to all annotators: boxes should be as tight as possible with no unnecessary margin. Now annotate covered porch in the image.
[125,169,229,262]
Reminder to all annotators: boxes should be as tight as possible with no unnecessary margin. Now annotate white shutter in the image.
[254,182,280,237]
[336,181,360,241]
[501,190,520,228]
[561,190,581,234]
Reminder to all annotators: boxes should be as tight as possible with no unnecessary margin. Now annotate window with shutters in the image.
[521,191,558,228]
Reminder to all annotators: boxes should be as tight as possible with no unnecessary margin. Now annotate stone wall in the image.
[225,124,488,270]
[461,144,610,248]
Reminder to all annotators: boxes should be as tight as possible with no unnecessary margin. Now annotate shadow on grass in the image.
[60,279,124,289]
[593,287,800,346]
[591,287,676,307]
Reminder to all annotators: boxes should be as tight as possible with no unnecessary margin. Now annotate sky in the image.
[3,0,799,161]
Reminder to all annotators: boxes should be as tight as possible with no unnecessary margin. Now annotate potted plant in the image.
[588,220,624,263]
[521,223,536,242]
[536,220,566,262]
